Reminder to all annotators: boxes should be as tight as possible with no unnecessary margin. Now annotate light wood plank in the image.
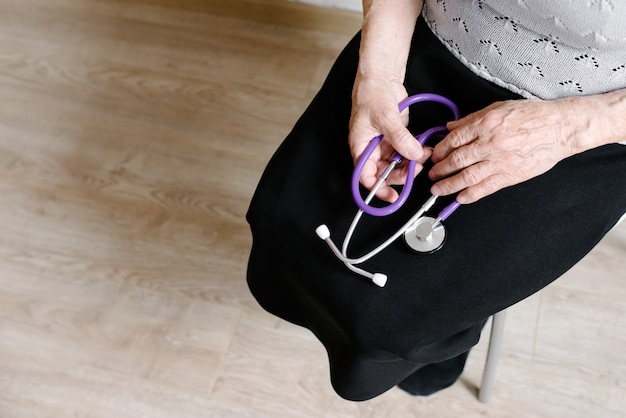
[0,0,624,416]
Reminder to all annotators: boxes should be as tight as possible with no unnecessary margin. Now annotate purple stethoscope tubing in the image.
[314,93,465,287]
[351,93,461,219]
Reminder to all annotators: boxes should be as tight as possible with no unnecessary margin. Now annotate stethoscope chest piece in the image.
[403,216,446,254]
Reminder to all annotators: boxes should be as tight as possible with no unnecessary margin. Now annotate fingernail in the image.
[456,194,470,204]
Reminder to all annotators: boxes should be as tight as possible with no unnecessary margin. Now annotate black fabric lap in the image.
[246,18,626,401]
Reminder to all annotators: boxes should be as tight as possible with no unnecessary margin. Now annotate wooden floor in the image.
[0,0,624,416]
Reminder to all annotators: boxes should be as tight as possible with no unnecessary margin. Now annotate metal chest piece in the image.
[403,216,446,253]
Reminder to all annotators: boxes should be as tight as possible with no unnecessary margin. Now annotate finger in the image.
[455,173,513,204]
[379,142,430,183]
[429,141,483,181]
[431,124,477,163]
[361,174,400,202]
[349,132,381,165]
[378,116,424,161]
[359,160,400,203]
[375,184,400,203]
[384,162,426,186]
[418,146,433,164]
[389,130,424,161]
[430,161,491,197]
[361,159,428,203]
[359,159,382,190]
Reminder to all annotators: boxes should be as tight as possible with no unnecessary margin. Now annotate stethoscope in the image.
[315,93,461,287]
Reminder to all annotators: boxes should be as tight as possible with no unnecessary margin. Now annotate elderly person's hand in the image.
[429,99,576,203]
[349,75,430,203]
[429,91,626,203]
[349,0,424,203]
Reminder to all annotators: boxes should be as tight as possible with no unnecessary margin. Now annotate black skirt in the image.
[245,18,626,401]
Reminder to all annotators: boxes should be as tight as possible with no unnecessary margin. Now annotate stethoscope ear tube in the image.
[315,224,388,287]
[315,195,442,286]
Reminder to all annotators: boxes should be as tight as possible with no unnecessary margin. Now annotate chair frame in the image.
[478,214,625,402]
[478,310,507,402]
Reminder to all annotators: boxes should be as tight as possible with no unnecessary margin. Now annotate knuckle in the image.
[490,134,512,151]
[482,178,501,195]
[378,107,401,126]
[463,189,481,204]
[460,167,481,186]
[480,109,506,130]
[482,173,513,196]
[446,131,463,147]
[449,150,467,168]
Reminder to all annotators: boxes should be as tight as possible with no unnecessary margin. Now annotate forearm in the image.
[358,0,423,80]
[349,1,425,203]
[569,88,626,153]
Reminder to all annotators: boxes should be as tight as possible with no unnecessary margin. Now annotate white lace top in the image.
[422,0,626,100]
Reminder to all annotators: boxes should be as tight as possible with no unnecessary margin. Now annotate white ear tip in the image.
[315,225,330,240]
[372,273,387,287]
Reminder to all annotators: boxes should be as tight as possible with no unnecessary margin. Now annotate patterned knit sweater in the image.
[423,0,626,100]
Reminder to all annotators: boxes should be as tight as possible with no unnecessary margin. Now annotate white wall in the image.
[290,0,362,12]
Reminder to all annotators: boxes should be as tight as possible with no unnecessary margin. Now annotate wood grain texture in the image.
[0,0,624,416]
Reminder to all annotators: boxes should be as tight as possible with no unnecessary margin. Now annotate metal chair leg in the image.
[476,215,622,403]
[478,309,507,403]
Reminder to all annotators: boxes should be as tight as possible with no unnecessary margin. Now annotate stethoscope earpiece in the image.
[371,273,388,288]
[315,224,331,240]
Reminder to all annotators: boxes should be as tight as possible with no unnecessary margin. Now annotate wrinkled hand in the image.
[429,99,580,204]
[349,75,430,202]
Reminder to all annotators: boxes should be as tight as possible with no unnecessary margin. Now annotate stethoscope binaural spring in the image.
[315,93,461,287]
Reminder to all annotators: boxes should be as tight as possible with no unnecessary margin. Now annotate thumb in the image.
[384,123,423,161]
